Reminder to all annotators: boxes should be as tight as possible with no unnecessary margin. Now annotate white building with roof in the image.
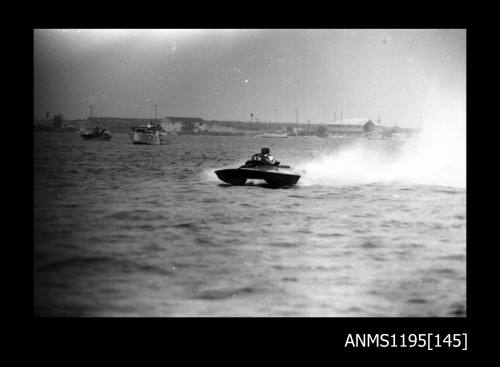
[160,117,207,133]
[327,119,384,134]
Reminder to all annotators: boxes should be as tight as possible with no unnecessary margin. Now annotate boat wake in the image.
[298,88,466,189]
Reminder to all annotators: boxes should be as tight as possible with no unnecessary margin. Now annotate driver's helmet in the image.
[261,147,270,155]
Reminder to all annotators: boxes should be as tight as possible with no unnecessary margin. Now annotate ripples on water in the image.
[34,132,466,317]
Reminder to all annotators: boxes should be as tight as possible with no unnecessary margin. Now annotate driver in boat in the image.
[256,147,280,165]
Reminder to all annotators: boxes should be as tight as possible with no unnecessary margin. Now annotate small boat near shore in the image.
[81,127,112,141]
[129,123,167,145]
[254,132,289,138]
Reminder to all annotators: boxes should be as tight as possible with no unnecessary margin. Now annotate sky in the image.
[34,29,466,127]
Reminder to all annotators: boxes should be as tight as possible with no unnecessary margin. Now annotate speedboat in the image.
[215,154,301,187]
[81,127,112,140]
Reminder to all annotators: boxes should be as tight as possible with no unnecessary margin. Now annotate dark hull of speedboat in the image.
[215,168,300,187]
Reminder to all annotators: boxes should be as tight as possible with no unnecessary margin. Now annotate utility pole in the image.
[333,112,336,123]
[88,105,93,120]
[153,104,158,121]
[295,109,298,125]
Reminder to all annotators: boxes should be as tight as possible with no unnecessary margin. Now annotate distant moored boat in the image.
[81,127,112,140]
[255,132,288,138]
[129,123,167,145]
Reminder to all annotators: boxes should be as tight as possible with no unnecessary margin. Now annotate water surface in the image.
[34,132,466,316]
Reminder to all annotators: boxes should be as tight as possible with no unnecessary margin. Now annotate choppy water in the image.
[34,132,466,317]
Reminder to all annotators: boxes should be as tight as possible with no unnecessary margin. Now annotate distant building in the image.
[327,119,384,135]
[160,119,182,132]
[160,117,206,133]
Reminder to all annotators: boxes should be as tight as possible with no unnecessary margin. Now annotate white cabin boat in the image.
[255,132,288,138]
[129,123,167,145]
